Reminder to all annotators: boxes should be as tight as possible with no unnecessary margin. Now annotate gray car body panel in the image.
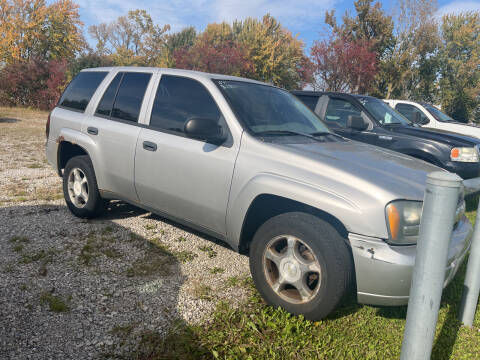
[46,67,473,306]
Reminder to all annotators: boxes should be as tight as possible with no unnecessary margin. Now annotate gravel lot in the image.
[0,108,250,359]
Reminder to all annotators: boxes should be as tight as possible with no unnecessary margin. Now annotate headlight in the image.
[385,201,423,245]
[450,147,479,162]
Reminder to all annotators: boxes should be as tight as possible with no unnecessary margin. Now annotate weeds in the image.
[39,292,70,312]
[197,245,217,258]
[174,250,197,263]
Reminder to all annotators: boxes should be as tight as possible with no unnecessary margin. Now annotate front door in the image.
[134,74,239,236]
[322,97,377,145]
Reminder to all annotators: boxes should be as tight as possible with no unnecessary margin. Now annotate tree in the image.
[88,9,170,66]
[0,59,67,110]
[67,52,114,80]
[438,12,480,122]
[325,0,395,57]
[171,16,310,89]
[380,0,440,100]
[0,0,84,63]
[162,27,197,67]
[173,32,253,76]
[310,37,377,93]
[325,0,394,96]
[232,14,310,89]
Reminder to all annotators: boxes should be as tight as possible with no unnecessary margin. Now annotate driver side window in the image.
[324,98,362,128]
[395,103,428,124]
[149,75,221,134]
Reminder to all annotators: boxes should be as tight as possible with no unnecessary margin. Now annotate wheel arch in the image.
[57,141,90,176]
[55,128,98,177]
[238,194,349,255]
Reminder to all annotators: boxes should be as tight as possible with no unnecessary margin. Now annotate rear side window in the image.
[324,98,362,128]
[96,73,122,117]
[59,71,108,112]
[296,95,319,111]
[149,75,221,133]
[95,72,152,123]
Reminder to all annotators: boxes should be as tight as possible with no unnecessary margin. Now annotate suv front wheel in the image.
[249,212,353,321]
[63,155,105,218]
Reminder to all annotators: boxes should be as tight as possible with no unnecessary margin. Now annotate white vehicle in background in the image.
[385,99,480,139]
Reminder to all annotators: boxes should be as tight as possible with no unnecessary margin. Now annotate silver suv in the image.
[46,67,472,320]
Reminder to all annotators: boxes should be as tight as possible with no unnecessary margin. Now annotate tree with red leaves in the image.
[0,59,67,110]
[310,37,377,94]
[173,33,254,77]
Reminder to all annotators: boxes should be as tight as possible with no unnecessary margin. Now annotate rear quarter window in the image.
[58,71,108,112]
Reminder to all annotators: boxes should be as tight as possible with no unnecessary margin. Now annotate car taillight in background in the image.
[46,112,51,139]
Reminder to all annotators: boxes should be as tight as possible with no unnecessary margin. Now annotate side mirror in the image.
[184,117,227,145]
[347,115,368,131]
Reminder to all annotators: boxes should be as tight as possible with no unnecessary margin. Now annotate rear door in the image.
[134,74,239,236]
[83,70,154,202]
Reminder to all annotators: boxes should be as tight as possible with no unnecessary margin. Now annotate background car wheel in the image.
[249,211,353,321]
[63,155,105,218]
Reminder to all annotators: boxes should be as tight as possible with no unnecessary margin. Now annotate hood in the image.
[390,125,480,147]
[279,139,442,201]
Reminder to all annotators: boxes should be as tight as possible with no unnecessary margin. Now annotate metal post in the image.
[458,201,480,327]
[401,172,462,360]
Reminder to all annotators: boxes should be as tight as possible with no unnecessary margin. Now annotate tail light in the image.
[46,112,51,140]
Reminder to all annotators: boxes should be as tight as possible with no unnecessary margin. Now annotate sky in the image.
[62,0,480,50]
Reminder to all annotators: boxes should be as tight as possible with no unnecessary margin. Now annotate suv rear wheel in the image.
[63,155,105,218]
[249,212,353,320]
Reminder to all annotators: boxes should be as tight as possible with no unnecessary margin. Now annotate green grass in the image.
[119,200,480,360]
[209,267,225,275]
[39,292,70,313]
[197,245,217,258]
[174,250,198,263]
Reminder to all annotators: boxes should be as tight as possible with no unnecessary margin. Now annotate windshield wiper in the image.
[309,131,343,139]
[254,130,326,142]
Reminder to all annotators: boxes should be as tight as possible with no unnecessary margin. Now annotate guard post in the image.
[400,172,463,360]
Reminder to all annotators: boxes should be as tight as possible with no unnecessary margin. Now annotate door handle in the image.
[143,141,157,152]
[87,127,98,135]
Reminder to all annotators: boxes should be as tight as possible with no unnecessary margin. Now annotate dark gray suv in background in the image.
[293,91,480,180]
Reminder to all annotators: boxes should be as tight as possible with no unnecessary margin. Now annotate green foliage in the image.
[325,0,395,56]
[67,52,114,80]
[162,26,197,67]
[438,12,480,122]
[232,14,310,89]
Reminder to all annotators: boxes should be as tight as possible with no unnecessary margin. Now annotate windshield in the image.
[357,97,411,125]
[214,80,330,135]
[424,105,455,122]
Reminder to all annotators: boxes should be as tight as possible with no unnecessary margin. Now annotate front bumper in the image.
[446,161,480,180]
[349,215,472,306]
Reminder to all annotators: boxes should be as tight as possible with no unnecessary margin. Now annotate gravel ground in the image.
[0,108,250,359]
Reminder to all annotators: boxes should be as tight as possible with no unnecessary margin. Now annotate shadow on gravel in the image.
[0,117,20,123]
[0,203,209,359]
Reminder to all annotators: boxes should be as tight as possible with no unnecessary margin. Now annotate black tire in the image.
[63,155,105,219]
[249,212,353,321]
